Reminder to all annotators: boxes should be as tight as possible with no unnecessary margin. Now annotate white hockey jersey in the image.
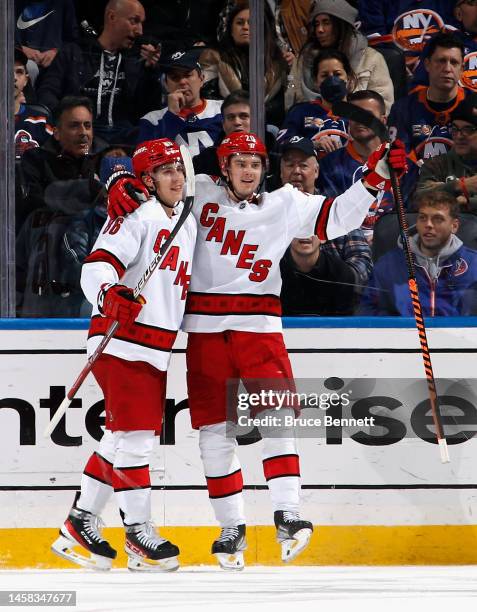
[81,197,197,371]
[182,175,375,333]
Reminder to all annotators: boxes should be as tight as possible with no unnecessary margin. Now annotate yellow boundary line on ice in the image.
[2,525,477,568]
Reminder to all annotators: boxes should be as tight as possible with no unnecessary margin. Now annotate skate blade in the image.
[51,535,112,571]
[127,553,179,572]
[280,528,313,563]
[214,551,245,571]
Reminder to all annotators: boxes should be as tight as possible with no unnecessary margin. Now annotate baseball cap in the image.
[280,136,317,158]
[160,48,202,73]
[451,93,477,127]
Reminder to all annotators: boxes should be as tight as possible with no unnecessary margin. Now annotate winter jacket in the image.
[359,234,477,316]
[199,47,286,126]
[16,203,107,318]
[37,36,162,125]
[16,134,109,318]
[289,31,394,113]
[18,135,108,230]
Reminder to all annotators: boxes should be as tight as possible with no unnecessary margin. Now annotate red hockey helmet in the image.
[217,132,268,174]
[133,138,183,178]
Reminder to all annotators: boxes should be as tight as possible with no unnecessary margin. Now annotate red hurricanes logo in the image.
[461,52,477,92]
[392,10,444,52]
[453,258,468,277]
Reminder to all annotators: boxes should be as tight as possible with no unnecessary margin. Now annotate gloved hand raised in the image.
[362,140,407,192]
[98,283,146,327]
[106,171,149,219]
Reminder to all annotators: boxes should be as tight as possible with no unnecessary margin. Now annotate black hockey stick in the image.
[44,145,195,438]
[332,101,450,463]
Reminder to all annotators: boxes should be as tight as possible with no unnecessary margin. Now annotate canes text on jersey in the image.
[199,203,272,282]
[153,229,191,299]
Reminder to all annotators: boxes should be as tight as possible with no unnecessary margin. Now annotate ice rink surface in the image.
[1,566,477,612]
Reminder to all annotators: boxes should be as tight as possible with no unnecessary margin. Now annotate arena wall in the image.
[1,318,477,568]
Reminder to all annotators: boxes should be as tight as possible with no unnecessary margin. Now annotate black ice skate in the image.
[51,496,117,571]
[274,511,313,562]
[125,521,179,572]
[211,524,247,570]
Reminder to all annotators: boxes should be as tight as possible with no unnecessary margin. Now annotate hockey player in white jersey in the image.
[106,131,407,570]
[51,138,197,572]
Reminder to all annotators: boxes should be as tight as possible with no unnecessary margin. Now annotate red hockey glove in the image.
[106,171,149,219]
[98,283,146,327]
[362,140,407,191]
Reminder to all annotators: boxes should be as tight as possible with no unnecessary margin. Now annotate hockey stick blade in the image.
[44,145,196,438]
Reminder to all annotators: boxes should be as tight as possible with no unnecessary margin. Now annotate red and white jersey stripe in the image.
[81,197,197,370]
[182,175,374,333]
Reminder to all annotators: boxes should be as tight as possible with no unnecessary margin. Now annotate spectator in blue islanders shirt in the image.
[138,48,223,157]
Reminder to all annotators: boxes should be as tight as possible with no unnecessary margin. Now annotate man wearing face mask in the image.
[277,49,351,156]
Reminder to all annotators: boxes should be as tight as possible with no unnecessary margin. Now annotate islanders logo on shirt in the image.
[392,10,445,53]
[415,135,453,160]
[461,52,477,93]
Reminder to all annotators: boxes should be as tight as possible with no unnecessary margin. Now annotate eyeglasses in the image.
[450,124,477,137]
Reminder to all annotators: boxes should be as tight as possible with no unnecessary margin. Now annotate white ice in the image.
[1,566,477,612]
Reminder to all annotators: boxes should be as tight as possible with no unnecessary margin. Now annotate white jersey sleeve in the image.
[283,180,376,241]
[81,214,143,306]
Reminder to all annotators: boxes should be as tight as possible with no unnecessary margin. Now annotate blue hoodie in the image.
[359,233,477,316]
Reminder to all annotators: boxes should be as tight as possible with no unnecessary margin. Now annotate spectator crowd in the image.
[12,0,477,318]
